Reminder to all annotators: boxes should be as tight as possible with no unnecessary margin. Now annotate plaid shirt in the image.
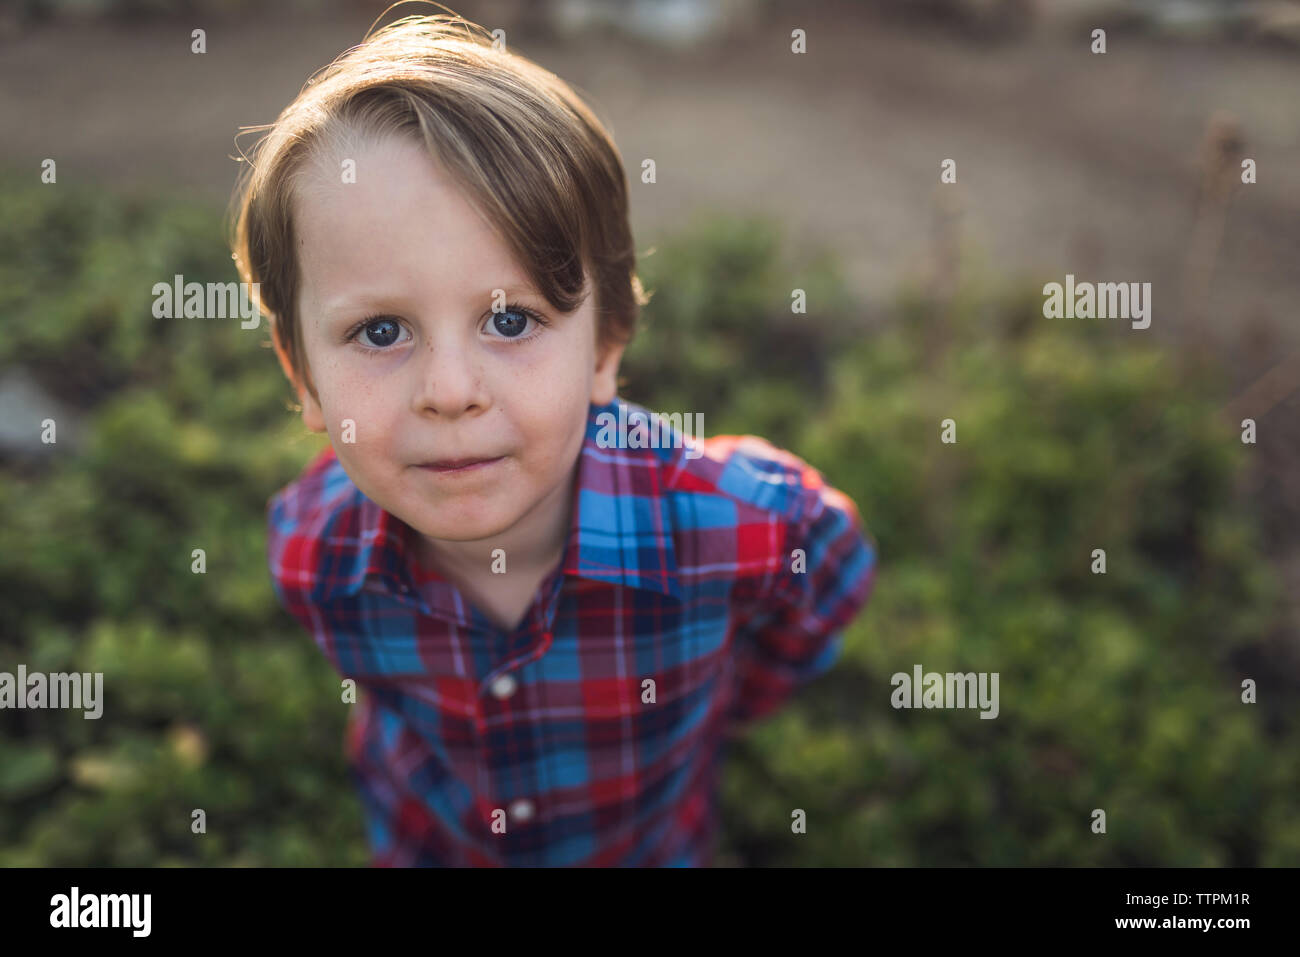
[267,396,876,866]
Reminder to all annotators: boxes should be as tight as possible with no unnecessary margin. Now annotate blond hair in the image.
[229,12,649,401]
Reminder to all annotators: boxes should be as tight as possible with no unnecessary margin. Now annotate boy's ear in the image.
[299,385,326,434]
[591,338,627,406]
[272,331,326,433]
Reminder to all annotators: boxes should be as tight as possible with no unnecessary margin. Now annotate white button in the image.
[490,674,518,699]
[508,798,535,823]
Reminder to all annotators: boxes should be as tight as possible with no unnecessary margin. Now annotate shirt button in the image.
[508,798,535,823]
[490,674,518,699]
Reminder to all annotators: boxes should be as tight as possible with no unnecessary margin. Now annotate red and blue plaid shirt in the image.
[267,396,876,866]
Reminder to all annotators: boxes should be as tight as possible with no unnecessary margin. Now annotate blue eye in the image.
[493,310,528,337]
[486,304,549,341]
[360,317,402,348]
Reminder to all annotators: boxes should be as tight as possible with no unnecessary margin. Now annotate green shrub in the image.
[707,277,1294,866]
[0,179,1291,866]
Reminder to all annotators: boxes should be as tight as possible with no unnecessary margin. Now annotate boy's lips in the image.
[415,455,505,474]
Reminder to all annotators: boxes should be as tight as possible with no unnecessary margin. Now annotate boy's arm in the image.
[724,476,877,737]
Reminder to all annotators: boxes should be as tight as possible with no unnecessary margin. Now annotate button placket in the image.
[490,673,518,700]
[479,578,564,843]
[508,798,535,824]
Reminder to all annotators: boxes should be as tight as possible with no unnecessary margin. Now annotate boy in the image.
[235,14,876,866]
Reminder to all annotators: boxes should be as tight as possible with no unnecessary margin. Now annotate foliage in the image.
[0,180,1292,866]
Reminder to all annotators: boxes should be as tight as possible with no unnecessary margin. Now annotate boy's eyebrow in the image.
[496,281,546,299]
[317,292,402,322]
[318,280,542,320]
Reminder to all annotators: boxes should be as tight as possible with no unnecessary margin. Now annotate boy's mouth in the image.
[415,456,505,474]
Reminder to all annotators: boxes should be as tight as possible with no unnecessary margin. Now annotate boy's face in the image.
[291,133,623,545]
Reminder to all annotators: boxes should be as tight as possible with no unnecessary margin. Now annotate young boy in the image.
[235,14,876,866]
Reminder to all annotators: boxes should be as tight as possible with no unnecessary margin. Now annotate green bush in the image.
[0,180,353,866]
[0,179,1292,866]
[708,278,1294,866]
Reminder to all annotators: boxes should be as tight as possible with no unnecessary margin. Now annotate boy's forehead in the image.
[294,134,527,307]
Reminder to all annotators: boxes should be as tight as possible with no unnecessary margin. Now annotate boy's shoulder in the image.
[266,444,369,598]
[268,444,356,538]
[660,426,862,536]
[625,405,870,595]
[644,412,875,647]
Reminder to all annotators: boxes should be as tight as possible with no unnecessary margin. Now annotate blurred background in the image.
[0,0,1297,866]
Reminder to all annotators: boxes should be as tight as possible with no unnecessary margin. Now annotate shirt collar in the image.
[335,396,682,604]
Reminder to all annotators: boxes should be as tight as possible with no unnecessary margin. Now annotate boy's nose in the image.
[410,334,490,418]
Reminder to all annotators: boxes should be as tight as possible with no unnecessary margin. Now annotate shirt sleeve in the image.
[724,474,876,735]
[265,491,319,638]
[264,446,339,639]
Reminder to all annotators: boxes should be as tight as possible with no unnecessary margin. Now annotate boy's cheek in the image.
[325,409,386,455]
[310,368,391,447]
[311,386,383,453]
